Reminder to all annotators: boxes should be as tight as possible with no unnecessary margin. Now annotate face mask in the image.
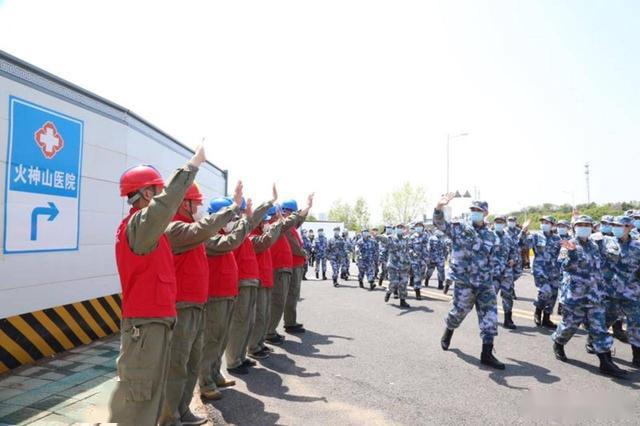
[575,226,592,239]
[386,229,393,235]
[223,221,236,233]
[318,232,324,237]
[507,221,516,229]
[469,211,484,223]
[415,226,424,233]
[634,220,640,230]
[558,228,568,236]
[494,223,505,232]
[396,228,404,236]
[541,224,551,233]
[601,225,612,234]
[334,231,340,237]
[192,205,205,221]
[612,227,625,238]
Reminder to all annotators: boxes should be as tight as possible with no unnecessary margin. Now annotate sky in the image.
[1,0,639,222]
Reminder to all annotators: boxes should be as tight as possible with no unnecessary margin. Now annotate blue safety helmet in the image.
[267,204,280,216]
[208,197,233,214]
[225,196,246,211]
[281,199,298,212]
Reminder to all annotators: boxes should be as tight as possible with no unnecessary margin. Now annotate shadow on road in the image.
[278,330,355,360]
[449,349,562,389]
[564,357,640,390]
[508,324,560,337]
[392,305,434,316]
[261,352,321,378]
[239,367,329,403]
[206,388,281,425]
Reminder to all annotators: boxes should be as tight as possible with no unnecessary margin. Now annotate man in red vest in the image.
[225,186,277,374]
[109,145,206,425]
[283,199,310,334]
[198,197,251,400]
[266,194,314,345]
[248,208,284,359]
[159,181,243,426]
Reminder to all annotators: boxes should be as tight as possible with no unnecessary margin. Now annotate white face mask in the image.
[193,205,205,221]
[224,221,236,233]
[507,221,516,229]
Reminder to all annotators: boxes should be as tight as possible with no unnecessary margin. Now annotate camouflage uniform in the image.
[314,233,328,278]
[372,237,381,279]
[356,235,377,284]
[492,225,519,314]
[604,218,640,353]
[409,229,430,290]
[302,231,312,279]
[426,231,446,287]
[327,231,346,283]
[434,206,498,344]
[506,217,524,281]
[552,234,613,353]
[378,231,413,302]
[527,221,562,315]
[378,226,393,284]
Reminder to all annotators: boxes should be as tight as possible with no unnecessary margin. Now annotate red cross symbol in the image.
[34,122,65,159]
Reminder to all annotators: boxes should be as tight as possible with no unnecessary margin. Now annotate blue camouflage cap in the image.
[613,215,633,226]
[572,215,594,226]
[631,210,640,219]
[557,219,570,227]
[507,216,517,221]
[493,215,506,222]
[470,200,488,212]
[540,215,557,224]
[601,215,614,224]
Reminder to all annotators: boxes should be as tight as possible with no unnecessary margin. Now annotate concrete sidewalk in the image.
[0,338,119,425]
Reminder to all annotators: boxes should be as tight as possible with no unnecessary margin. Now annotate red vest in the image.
[290,228,306,267]
[115,209,177,318]
[271,233,293,270]
[207,231,239,297]
[250,229,274,288]
[172,214,209,304]
[233,236,260,281]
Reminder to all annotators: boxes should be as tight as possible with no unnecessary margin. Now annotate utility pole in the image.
[584,163,591,204]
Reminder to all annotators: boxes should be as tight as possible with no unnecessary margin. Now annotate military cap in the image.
[540,215,557,224]
[601,215,614,224]
[493,215,506,222]
[572,215,594,226]
[470,200,489,212]
[613,215,633,226]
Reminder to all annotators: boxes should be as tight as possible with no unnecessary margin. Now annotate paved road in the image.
[198,270,640,425]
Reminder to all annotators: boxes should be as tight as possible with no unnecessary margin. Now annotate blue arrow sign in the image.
[30,202,59,241]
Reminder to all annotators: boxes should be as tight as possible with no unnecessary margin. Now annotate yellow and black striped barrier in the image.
[0,294,122,374]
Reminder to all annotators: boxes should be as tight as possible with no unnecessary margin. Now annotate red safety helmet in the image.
[119,165,164,197]
[184,183,204,202]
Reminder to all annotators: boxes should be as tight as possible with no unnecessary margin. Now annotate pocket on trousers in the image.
[125,377,153,402]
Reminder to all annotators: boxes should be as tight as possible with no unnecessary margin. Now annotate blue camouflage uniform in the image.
[327,229,346,283]
[314,231,328,278]
[378,226,393,283]
[377,228,412,301]
[435,203,499,344]
[426,230,446,287]
[527,216,562,315]
[341,231,352,279]
[552,216,613,354]
[604,216,640,354]
[506,217,524,281]
[302,231,313,278]
[492,218,519,315]
[356,233,377,284]
[409,226,430,290]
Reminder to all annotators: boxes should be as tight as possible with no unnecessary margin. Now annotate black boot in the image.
[315,271,319,279]
[333,278,339,287]
[409,276,415,288]
[378,275,384,287]
[359,279,364,288]
[415,288,422,300]
[441,328,453,350]
[597,351,627,378]
[443,280,451,295]
[534,308,542,326]
[503,312,516,330]
[585,336,596,354]
[384,292,391,303]
[393,289,399,299]
[400,299,410,308]
[553,341,567,361]
[480,343,505,370]
[302,274,307,281]
[632,346,640,367]
[438,280,444,290]
[542,312,556,329]
[612,320,629,343]
[369,281,375,291]
[323,274,327,280]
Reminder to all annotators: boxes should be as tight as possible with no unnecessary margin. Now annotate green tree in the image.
[381,182,428,224]
[328,199,356,230]
[352,197,371,231]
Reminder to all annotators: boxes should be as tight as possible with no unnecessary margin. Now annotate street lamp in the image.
[446,132,469,193]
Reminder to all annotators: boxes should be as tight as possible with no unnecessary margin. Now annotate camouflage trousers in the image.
[387,269,410,299]
[411,261,427,289]
[330,259,341,280]
[426,261,445,284]
[341,256,350,277]
[605,298,640,347]
[358,259,376,282]
[552,303,613,353]
[533,273,560,314]
[494,272,515,313]
[445,282,498,344]
[315,255,327,276]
